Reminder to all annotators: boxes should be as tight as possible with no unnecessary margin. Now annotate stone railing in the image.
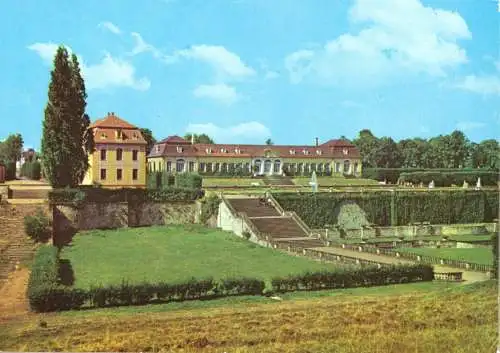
[265,192,286,216]
[329,242,493,273]
[434,272,463,282]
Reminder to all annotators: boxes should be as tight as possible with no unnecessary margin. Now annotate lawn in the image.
[397,247,493,265]
[292,176,379,186]
[0,280,496,352]
[60,225,345,289]
[202,178,264,187]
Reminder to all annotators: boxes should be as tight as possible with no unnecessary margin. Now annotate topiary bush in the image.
[24,208,50,242]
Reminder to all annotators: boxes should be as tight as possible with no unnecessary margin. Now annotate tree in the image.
[140,128,156,155]
[41,46,94,188]
[353,129,379,168]
[0,133,23,163]
[470,139,499,169]
[265,138,274,145]
[184,133,215,144]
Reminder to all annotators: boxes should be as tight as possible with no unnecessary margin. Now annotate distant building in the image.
[147,136,362,176]
[82,112,147,188]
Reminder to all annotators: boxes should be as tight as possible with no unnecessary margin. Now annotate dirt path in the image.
[313,247,490,283]
[0,267,30,321]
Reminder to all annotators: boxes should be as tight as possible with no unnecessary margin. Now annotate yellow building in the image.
[147,136,362,177]
[82,112,147,188]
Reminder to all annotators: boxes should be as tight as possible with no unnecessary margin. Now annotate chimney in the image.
[315,137,319,146]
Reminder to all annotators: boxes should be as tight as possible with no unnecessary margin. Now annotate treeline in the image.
[0,133,24,181]
[353,129,499,170]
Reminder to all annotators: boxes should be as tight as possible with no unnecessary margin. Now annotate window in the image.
[132,150,138,161]
[289,149,295,155]
[199,163,205,172]
[166,161,172,172]
[116,148,123,161]
[100,149,106,161]
[343,148,349,155]
[335,162,341,173]
[273,160,281,173]
[221,163,227,172]
[117,168,122,180]
[316,150,322,155]
[317,163,323,172]
[264,160,272,173]
[206,148,212,154]
[206,163,213,173]
[176,146,183,153]
[189,161,195,172]
[132,169,138,180]
[176,159,185,172]
[155,145,160,153]
[311,163,316,171]
[343,160,351,173]
[303,149,309,155]
[244,162,250,171]
[235,148,240,154]
[100,168,106,180]
[214,163,220,172]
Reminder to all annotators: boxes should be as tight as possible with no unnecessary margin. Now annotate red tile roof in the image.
[90,112,137,129]
[148,136,360,159]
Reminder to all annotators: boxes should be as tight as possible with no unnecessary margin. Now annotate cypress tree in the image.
[41,46,94,187]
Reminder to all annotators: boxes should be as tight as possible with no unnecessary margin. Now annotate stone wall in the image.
[53,201,198,244]
[0,185,8,202]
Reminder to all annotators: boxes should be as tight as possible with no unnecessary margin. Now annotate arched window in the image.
[264,160,272,173]
[343,160,351,174]
[273,160,281,173]
[254,159,262,173]
[176,159,185,173]
[221,163,227,173]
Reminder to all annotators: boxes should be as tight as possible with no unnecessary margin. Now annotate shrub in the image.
[24,208,50,242]
[49,187,204,205]
[271,264,433,293]
[175,173,203,189]
[20,161,41,180]
[399,170,499,187]
[217,278,265,296]
[146,171,175,189]
[4,161,16,180]
[242,231,251,240]
[200,194,221,223]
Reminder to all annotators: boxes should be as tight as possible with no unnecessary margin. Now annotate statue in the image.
[462,180,468,189]
[428,180,435,189]
[475,177,481,190]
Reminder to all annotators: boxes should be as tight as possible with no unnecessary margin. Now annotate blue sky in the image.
[0,0,499,149]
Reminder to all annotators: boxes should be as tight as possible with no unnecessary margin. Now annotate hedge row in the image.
[362,168,498,184]
[48,187,205,205]
[20,161,41,180]
[273,190,499,227]
[398,171,498,187]
[2,161,16,181]
[271,264,434,293]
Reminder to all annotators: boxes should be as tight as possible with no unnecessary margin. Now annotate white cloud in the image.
[193,83,239,105]
[83,54,150,91]
[455,121,486,131]
[285,0,471,86]
[177,45,255,80]
[454,75,500,96]
[28,43,149,91]
[98,21,121,35]
[186,121,271,142]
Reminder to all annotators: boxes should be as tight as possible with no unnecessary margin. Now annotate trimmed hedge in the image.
[271,264,434,293]
[200,194,221,223]
[175,173,203,189]
[274,190,499,227]
[147,171,174,189]
[48,187,204,205]
[23,207,50,242]
[20,161,41,180]
[399,170,498,187]
[362,168,498,184]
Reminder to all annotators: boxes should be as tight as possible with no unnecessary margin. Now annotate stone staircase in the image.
[226,197,324,249]
[0,203,48,286]
[263,175,295,186]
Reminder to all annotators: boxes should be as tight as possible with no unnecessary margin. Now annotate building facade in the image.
[82,112,147,188]
[147,136,362,176]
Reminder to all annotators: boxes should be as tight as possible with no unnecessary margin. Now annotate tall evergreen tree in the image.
[41,46,94,188]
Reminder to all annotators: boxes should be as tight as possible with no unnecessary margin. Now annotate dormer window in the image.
[220,148,226,153]
[289,149,295,155]
[115,129,123,139]
[155,145,160,153]
[177,146,184,153]
[132,132,138,140]
[303,149,309,155]
[316,150,322,155]
[206,148,212,154]
[101,133,107,139]
[343,148,349,155]
[235,148,240,154]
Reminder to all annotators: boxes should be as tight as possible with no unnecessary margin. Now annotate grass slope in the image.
[397,247,493,265]
[60,225,344,289]
[0,281,496,352]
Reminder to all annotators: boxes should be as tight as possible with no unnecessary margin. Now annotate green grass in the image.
[202,178,264,187]
[292,176,379,186]
[397,247,493,265]
[60,225,345,289]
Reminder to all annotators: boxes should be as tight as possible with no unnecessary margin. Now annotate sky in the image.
[0,0,499,150]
